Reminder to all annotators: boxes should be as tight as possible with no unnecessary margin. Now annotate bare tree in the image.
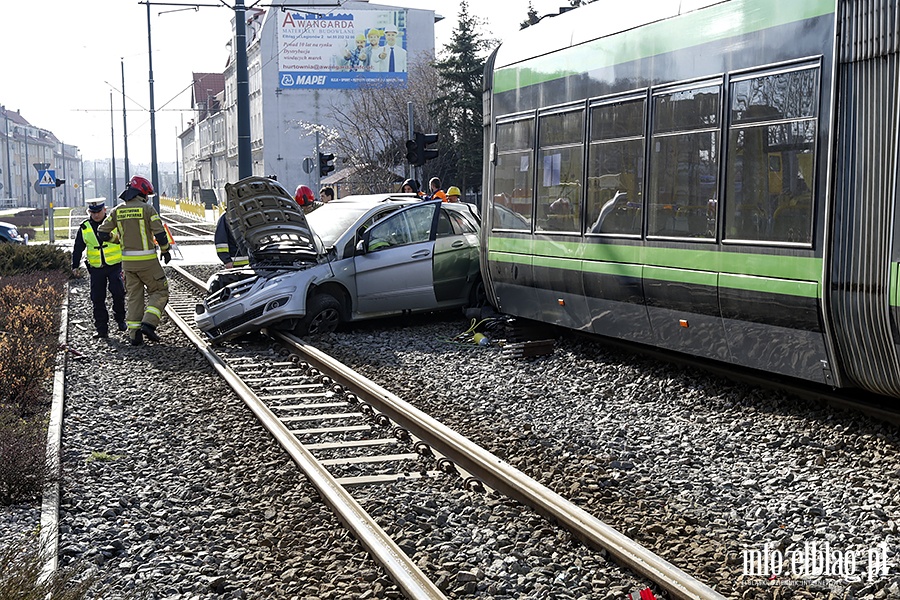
[325,54,446,193]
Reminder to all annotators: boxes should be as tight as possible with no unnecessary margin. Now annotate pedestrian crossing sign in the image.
[38,170,56,187]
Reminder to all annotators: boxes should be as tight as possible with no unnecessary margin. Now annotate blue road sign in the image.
[38,169,56,187]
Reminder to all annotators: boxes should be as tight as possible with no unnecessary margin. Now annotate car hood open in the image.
[224,176,320,266]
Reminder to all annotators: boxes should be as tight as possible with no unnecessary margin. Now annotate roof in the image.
[191,73,226,116]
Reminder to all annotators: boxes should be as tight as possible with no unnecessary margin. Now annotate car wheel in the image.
[468,278,487,308]
[297,293,342,336]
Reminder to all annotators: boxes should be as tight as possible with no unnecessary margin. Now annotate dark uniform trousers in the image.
[89,263,126,336]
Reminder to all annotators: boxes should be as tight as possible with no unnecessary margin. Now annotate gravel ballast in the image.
[3,266,899,599]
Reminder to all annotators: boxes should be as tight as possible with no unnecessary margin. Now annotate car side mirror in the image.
[355,239,367,255]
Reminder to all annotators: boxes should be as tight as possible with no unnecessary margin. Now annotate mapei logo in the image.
[281,73,327,87]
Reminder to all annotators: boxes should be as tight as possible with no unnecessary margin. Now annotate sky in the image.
[0,0,568,165]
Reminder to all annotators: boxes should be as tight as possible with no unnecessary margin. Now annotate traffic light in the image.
[406,132,439,167]
[405,139,418,164]
[55,178,65,187]
[417,132,439,165]
[318,152,335,177]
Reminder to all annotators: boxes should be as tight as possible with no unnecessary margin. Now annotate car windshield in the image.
[305,203,373,247]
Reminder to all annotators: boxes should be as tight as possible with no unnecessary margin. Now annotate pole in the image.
[315,130,321,192]
[3,107,11,201]
[175,127,180,199]
[146,2,160,211]
[80,155,85,204]
[407,102,414,182]
[110,91,117,202]
[24,130,31,207]
[235,0,251,178]
[121,57,130,183]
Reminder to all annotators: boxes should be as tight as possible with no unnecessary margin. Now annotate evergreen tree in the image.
[520,2,540,29]
[432,0,492,197]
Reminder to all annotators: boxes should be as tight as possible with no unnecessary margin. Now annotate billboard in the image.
[278,10,409,89]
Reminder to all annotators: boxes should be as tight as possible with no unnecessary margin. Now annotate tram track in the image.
[167,265,727,600]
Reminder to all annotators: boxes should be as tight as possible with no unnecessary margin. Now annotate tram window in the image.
[648,85,720,239]
[536,110,584,233]
[725,67,818,244]
[591,99,644,140]
[493,119,535,231]
[587,99,645,235]
[653,85,719,133]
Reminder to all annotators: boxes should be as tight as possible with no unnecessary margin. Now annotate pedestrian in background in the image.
[71,198,126,339]
[401,179,424,198]
[320,186,335,203]
[97,176,171,346]
[429,177,447,202]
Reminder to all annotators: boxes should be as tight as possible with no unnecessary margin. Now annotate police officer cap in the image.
[86,199,106,213]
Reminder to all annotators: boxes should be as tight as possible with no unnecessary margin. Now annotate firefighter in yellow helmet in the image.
[97,176,170,346]
[71,198,126,339]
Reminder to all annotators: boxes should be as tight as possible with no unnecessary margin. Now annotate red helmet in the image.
[120,175,154,200]
[294,184,315,207]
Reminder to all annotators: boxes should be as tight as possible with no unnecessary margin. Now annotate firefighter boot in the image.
[141,322,161,343]
[131,329,143,346]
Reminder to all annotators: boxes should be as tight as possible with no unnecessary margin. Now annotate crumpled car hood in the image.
[225,176,320,266]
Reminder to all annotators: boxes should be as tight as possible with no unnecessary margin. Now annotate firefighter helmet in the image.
[120,175,154,201]
[294,184,315,207]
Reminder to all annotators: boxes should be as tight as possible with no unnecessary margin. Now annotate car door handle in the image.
[451,240,465,248]
[411,250,431,259]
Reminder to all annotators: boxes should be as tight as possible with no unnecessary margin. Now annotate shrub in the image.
[0,245,71,275]
[0,273,64,416]
[0,535,95,599]
[0,410,51,506]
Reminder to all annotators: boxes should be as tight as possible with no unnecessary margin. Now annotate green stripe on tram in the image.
[892,262,899,307]
[494,0,835,93]
[488,237,823,297]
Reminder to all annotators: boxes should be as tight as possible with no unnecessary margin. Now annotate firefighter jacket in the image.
[72,218,122,269]
[97,198,169,265]
[214,214,249,267]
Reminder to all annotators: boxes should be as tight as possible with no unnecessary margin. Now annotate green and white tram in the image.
[481,0,900,397]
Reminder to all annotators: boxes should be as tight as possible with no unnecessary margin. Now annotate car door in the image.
[354,202,440,315]
[433,208,479,303]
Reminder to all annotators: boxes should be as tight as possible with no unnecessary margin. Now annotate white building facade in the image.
[181,1,437,205]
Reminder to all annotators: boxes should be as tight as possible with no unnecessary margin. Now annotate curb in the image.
[38,280,69,583]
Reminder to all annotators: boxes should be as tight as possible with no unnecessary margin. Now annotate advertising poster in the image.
[278,10,409,89]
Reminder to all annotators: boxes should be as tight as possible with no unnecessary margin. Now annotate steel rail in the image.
[273,331,727,600]
[164,284,447,600]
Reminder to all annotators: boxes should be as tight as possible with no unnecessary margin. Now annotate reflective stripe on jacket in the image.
[98,199,169,263]
[80,220,122,267]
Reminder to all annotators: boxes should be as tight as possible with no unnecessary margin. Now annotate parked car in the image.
[195,176,484,341]
[0,221,25,244]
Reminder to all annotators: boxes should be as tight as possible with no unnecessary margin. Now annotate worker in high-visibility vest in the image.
[97,176,170,346]
[71,198,126,339]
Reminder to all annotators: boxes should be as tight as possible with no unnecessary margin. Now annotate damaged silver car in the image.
[194,176,484,341]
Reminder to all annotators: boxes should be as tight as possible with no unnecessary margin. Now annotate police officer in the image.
[214,213,249,269]
[71,198,126,339]
[97,176,171,346]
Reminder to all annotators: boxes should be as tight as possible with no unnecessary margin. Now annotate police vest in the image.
[81,221,122,267]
